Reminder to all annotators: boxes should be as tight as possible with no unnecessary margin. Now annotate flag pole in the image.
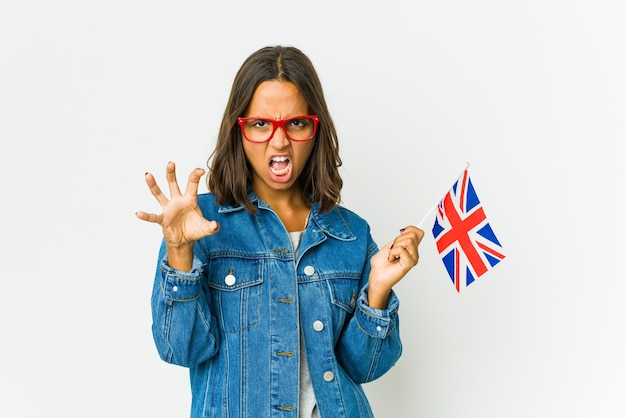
[417,204,437,229]
[417,162,470,229]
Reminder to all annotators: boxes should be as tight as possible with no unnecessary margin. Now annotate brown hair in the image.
[207,45,342,213]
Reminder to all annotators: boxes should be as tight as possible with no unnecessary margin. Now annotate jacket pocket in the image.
[327,276,359,314]
[207,257,263,333]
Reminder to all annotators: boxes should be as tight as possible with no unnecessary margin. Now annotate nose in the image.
[269,124,290,148]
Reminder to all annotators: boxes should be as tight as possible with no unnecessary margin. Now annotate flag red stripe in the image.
[459,169,468,213]
[436,193,488,277]
[476,241,505,260]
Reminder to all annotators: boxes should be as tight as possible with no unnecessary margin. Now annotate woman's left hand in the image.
[367,225,425,309]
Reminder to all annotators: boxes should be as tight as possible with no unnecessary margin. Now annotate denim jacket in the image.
[151,193,402,417]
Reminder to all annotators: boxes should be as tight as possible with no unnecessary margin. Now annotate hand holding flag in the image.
[368,226,425,308]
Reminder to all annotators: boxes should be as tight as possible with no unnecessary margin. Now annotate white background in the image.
[1,1,624,417]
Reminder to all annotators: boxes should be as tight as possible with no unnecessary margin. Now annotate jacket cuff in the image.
[355,288,399,338]
[158,257,204,301]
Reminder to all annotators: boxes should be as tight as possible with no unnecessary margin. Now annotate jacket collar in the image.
[309,202,356,241]
[218,192,356,241]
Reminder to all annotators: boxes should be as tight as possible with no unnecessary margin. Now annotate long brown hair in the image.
[207,45,342,213]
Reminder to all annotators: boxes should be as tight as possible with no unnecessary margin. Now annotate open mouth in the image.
[269,156,291,176]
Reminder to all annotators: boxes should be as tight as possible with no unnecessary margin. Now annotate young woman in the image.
[136,45,425,418]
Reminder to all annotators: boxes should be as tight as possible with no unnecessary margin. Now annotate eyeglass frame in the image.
[237,115,320,143]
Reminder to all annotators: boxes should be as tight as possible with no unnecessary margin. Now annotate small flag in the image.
[432,168,505,292]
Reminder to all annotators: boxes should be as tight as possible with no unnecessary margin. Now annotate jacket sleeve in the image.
[335,237,403,384]
[150,238,220,368]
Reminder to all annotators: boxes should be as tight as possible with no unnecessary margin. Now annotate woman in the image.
[136,45,425,418]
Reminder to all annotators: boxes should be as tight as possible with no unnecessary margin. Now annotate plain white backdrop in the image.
[1,1,624,417]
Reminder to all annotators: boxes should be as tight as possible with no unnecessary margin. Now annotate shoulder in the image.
[312,203,372,241]
[333,205,379,254]
[197,193,250,219]
[333,204,369,227]
[197,193,219,214]
[197,192,217,204]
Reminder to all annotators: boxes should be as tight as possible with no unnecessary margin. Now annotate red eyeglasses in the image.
[237,115,319,143]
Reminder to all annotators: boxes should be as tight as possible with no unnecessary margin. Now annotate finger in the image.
[388,244,401,262]
[135,210,163,225]
[395,228,425,254]
[407,245,419,265]
[415,228,425,245]
[387,242,408,263]
[390,227,423,263]
[185,168,206,197]
[399,244,419,264]
[165,161,183,198]
[390,234,414,254]
[399,225,425,245]
[381,241,398,262]
[144,172,169,206]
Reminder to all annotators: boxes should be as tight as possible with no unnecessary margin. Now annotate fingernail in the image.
[399,228,406,233]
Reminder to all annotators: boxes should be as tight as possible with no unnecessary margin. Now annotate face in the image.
[242,80,315,200]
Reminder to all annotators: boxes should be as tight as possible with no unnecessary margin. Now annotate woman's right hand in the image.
[136,162,220,270]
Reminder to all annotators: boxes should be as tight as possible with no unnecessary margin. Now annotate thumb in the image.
[204,220,221,236]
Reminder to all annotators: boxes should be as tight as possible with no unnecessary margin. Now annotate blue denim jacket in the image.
[151,193,402,417]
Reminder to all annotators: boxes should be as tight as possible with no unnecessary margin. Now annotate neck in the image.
[255,188,310,232]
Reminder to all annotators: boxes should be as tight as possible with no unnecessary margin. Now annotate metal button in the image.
[323,371,334,382]
[225,274,236,286]
[376,326,382,332]
[304,265,315,276]
[172,286,178,292]
[313,320,324,331]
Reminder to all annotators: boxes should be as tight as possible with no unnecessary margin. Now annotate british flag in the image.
[432,169,505,292]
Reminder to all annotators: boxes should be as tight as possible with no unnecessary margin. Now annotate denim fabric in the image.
[151,193,402,417]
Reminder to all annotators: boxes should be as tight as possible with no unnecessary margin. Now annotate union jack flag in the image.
[432,169,505,292]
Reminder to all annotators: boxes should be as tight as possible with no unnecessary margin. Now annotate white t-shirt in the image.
[289,230,321,418]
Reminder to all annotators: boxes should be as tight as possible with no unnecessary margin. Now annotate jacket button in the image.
[225,274,236,286]
[323,371,334,382]
[172,286,178,292]
[304,265,315,276]
[313,320,324,331]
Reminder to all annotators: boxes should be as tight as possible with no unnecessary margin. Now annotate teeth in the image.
[271,166,290,175]
[270,156,291,175]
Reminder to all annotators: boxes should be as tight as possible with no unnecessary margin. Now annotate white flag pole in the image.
[417,204,437,229]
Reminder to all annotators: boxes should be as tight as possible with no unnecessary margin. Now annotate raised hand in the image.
[136,162,220,270]
[367,226,425,309]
